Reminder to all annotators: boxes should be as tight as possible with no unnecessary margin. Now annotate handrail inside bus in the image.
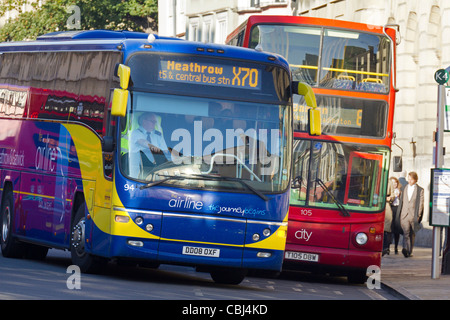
[290,64,389,78]
[322,67,389,78]
[201,153,262,182]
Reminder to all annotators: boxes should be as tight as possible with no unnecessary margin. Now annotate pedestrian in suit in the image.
[397,171,424,258]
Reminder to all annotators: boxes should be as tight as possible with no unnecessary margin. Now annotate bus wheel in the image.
[210,267,247,285]
[70,204,105,273]
[25,244,49,260]
[1,189,24,258]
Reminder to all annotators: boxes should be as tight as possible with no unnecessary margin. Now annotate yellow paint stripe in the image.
[112,207,286,250]
[11,190,72,202]
[14,190,54,200]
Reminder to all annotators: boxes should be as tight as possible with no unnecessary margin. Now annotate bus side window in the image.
[249,26,259,49]
[236,30,245,47]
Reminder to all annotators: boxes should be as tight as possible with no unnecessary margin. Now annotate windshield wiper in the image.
[192,174,269,202]
[139,173,269,202]
[140,175,189,190]
[315,178,350,217]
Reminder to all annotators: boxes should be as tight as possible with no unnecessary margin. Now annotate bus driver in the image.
[129,112,171,177]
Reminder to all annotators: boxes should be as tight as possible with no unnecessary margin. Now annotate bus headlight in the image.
[355,232,368,245]
[263,228,271,237]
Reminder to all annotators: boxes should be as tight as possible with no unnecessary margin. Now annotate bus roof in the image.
[35,30,150,41]
[227,15,395,43]
[0,30,289,69]
[246,15,388,34]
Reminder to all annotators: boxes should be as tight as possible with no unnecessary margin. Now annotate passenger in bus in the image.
[397,171,424,258]
[129,112,171,176]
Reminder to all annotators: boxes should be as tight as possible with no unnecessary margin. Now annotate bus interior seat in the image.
[356,78,386,93]
[332,75,355,90]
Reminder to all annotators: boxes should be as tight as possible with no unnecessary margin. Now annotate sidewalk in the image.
[380,246,450,300]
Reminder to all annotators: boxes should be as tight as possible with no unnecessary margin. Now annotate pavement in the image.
[380,246,450,300]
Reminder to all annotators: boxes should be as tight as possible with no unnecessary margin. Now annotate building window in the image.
[251,0,260,7]
[216,12,228,44]
[202,15,213,43]
[189,18,199,41]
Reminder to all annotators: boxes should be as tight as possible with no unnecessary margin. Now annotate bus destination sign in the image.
[159,59,261,90]
[294,103,362,129]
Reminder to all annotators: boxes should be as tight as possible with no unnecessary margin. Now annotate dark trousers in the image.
[402,223,415,255]
[383,232,392,251]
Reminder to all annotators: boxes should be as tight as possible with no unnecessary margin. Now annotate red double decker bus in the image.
[227,15,399,283]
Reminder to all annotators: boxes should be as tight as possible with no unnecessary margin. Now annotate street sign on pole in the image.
[431,83,445,279]
[435,69,449,85]
[430,168,450,227]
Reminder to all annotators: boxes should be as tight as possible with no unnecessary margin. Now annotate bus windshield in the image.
[119,91,291,193]
[290,140,389,212]
[250,24,391,93]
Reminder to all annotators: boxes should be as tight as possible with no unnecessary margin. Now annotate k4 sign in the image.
[435,69,449,85]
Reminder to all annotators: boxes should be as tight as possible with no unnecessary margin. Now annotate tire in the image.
[25,244,49,260]
[210,267,247,285]
[70,203,105,273]
[347,270,368,284]
[0,188,24,258]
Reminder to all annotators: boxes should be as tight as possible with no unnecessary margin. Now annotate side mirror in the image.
[293,81,321,136]
[115,64,131,90]
[393,156,402,172]
[111,64,131,118]
[308,108,321,136]
[111,88,128,117]
[102,136,114,153]
[392,133,403,172]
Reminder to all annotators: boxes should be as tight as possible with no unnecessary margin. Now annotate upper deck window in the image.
[250,24,391,94]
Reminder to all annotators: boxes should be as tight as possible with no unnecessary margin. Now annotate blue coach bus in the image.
[0,31,314,284]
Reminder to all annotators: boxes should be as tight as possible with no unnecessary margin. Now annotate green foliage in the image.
[0,0,158,42]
